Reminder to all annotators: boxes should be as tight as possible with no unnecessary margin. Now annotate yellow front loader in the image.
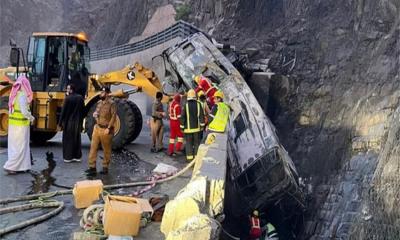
[0,32,169,149]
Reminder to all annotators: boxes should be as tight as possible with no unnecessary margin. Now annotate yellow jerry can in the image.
[103,195,153,236]
[72,180,103,209]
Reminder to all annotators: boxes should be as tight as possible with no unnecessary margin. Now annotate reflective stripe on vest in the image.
[205,86,216,95]
[184,101,201,133]
[9,92,30,126]
[169,103,180,120]
[208,102,229,132]
[251,217,261,229]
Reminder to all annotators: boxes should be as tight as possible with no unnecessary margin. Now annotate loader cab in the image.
[27,32,90,95]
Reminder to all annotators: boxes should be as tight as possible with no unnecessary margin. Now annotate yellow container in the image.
[103,195,153,236]
[73,180,103,209]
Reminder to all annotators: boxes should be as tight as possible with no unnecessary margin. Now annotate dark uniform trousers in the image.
[180,99,205,161]
[185,132,200,161]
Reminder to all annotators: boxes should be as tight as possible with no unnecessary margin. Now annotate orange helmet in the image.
[197,90,205,97]
[187,89,196,99]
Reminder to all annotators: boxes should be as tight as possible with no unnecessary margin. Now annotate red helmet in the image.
[173,93,181,102]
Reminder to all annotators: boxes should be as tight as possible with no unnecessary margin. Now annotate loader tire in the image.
[30,131,57,145]
[0,97,9,147]
[86,99,137,150]
[126,100,143,143]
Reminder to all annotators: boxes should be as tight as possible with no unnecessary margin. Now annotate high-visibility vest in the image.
[9,91,30,126]
[208,102,229,132]
[249,216,262,238]
[182,101,203,134]
[169,101,181,120]
[251,217,261,229]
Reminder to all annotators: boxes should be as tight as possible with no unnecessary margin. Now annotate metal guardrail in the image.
[90,20,202,61]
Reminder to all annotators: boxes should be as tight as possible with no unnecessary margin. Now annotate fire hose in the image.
[0,160,196,236]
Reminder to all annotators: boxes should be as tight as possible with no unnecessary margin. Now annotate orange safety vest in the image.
[169,100,181,120]
[249,216,262,239]
[251,217,261,229]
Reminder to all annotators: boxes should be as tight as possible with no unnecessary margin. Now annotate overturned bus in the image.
[159,33,304,217]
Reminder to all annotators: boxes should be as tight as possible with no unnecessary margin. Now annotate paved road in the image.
[0,125,190,239]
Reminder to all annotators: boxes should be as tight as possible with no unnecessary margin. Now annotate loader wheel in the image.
[0,97,9,147]
[86,99,139,150]
[30,131,57,145]
[126,101,143,143]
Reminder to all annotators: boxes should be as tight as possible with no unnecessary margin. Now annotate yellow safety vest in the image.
[9,91,30,126]
[208,102,230,132]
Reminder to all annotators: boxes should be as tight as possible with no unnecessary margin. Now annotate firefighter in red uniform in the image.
[167,94,184,156]
[249,210,262,240]
[194,75,217,107]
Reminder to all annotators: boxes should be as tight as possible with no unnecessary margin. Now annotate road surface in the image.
[0,125,190,239]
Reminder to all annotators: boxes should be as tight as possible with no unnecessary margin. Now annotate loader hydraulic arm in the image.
[91,62,170,103]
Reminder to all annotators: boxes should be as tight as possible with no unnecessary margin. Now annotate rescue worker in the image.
[85,86,116,176]
[194,75,217,107]
[197,90,210,140]
[208,90,230,133]
[167,93,184,156]
[151,92,166,152]
[198,90,210,121]
[4,75,34,174]
[180,89,205,161]
[263,222,279,240]
[249,210,262,240]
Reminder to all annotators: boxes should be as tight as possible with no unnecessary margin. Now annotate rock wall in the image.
[180,0,399,238]
[1,0,399,238]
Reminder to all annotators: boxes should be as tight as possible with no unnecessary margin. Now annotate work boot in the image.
[156,147,165,153]
[167,152,177,157]
[175,150,184,156]
[85,167,96,176]
[99,168,108,175]
[150,146,157,153]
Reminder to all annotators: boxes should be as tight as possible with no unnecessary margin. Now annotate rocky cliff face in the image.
[183,0,399,238]
[1,0,399,238]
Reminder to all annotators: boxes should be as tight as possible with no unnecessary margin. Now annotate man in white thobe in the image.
[4,76,35,174]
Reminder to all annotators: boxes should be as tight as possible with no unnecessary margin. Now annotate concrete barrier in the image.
[161,133,228,240]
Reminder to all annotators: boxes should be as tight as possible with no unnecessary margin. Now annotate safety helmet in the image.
[214,90,224,100]
[194,75,201,84]
[253,210,259,216]
[173,93,181,102]
[187,89,196,99]
[197,90,205,97]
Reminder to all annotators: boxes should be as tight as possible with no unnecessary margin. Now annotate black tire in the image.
[85,99,139,150]
[30,131,57,145]
[85,104,97,143]
[126,100,143,143]
[0,97,9,147]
